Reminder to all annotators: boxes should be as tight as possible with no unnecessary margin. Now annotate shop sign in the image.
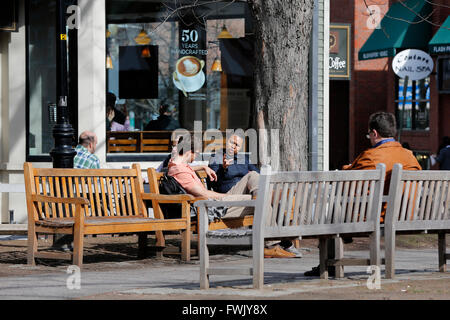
[392,49,433,81]
[174,23,207,99]
[329,24,351,80]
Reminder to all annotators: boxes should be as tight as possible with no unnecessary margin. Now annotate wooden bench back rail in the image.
[256,165,386,239]
[386,165,450,226]
[24,165,146,222]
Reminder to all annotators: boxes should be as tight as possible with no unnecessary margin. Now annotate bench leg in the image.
[138,233,148,259]
[199,206,209,289]
[253,240,264,289]
[332,237,344,278]
[319,238,328,280]
[155,230,165,259]
[27,228,37,266]
[369,230,381,268]
[385,226,395,279]
[181,228,191,262]
[73,232,84,267]
[438,232,447,273]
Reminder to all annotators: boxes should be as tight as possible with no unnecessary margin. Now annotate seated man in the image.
[74,131,100,169]
[168,135,297,258]
[304,111,422,277]
[208,133,260,193]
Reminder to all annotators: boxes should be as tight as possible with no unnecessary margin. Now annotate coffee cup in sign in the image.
[174,56,205,92]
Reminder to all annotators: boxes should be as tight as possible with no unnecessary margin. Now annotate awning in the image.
[429,16,450,54]
[358,0,432,61]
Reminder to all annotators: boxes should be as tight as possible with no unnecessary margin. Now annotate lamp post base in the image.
[50,123,76,169]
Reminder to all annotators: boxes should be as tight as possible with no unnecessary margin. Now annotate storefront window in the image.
[27,0,78,160]
[395,77,430,131]
[105,1,253,142]
[27,0,56,158]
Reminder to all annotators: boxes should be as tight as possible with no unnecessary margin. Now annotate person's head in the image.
[176,134,201,163]
[226,133,244,156]
[168,133,184,156]
[159,104,172,116]
[106,107,115,122]
[106,92,116,109]
[366,112,397,146]
[79,131,98,154]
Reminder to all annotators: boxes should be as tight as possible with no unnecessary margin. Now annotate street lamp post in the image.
[50,0,76,168]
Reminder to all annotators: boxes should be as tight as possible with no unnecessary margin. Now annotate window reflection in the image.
[396,77,430,131]
[105,1,251,137]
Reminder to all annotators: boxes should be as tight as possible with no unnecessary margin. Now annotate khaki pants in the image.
[221,171,259,219]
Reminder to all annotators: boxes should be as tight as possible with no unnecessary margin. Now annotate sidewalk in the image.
[0,235,449,300]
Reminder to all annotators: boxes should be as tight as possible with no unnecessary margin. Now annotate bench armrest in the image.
[31,194,90,205]
[141,193,196,203]
[194,200,256,208]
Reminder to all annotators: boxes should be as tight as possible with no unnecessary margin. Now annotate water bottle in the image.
[129,111,135,130]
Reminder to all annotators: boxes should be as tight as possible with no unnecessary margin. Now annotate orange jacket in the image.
[343,141,422,222]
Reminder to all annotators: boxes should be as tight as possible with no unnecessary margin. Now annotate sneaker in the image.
[264,245,296,258]
[304,264,335,277]
[283,245,303,258]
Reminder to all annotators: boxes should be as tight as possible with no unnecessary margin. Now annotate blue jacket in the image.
[208,152,260,193]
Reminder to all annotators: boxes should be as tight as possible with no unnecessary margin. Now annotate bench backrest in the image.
[385,163,450,229]
[24,163,146,221]
[253,164,386,240]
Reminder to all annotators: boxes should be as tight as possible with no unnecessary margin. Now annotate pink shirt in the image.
[111,119,130,132]
[168,161,205,193]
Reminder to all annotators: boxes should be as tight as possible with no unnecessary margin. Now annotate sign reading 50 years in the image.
[179,28,208,56]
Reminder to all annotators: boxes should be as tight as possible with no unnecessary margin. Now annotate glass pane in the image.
[396,77,430,131]
[27,0,57,156]
[105,1,252,141]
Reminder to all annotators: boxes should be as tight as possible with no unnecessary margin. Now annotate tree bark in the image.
[249,0,314,171]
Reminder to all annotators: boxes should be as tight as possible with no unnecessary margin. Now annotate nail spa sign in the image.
[392,49,434,81]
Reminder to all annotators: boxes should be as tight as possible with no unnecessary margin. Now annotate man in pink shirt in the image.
[167,135,297,258]
[168,136,258,218]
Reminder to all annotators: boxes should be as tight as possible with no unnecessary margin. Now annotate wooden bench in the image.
[195,164,386,289]
[146,168,254,256]
[384,163,450,278]
[24,162,193,267]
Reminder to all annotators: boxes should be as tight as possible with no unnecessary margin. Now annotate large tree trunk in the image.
[249,0,314,171]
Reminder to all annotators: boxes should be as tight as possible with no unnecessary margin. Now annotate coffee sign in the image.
[329,24,351,80]
[392,49,434,81]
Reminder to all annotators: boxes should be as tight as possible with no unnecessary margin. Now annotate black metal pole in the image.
[50,0,76,168]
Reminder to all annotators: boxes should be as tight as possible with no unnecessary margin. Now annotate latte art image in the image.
[178,57,201,77]
[173,56,206,93]
[183,59,199,75]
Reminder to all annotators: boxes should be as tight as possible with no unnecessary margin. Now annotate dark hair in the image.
[438,136,450,153]
[159,104,170,115]
[177,134,201,156]
[106,92,116,108]
[368,112,397,138]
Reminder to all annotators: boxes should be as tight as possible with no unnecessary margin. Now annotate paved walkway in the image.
[0,245,448,300]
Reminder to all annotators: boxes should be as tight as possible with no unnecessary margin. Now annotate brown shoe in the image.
[264,245,296,258]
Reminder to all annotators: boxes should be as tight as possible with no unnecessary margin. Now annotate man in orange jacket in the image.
[305,111,421,277]
[342,111,422,200]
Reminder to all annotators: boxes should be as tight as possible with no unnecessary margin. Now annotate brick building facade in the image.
[329,0,450,170]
